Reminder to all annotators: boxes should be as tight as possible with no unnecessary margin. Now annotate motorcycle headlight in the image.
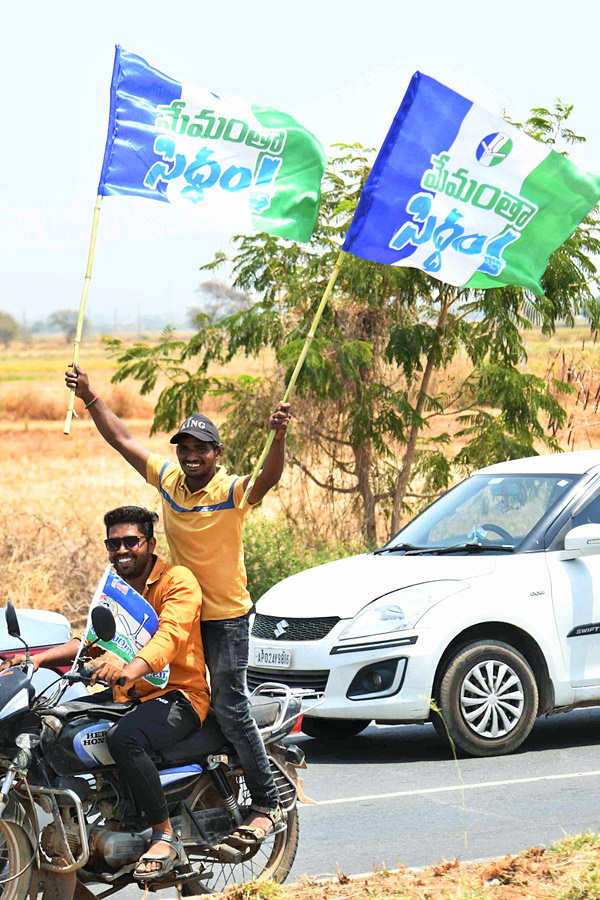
[339,581,468,640]
[15,733,40,751]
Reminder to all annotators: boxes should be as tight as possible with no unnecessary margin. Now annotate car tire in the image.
[435,640,538,757]
[301,716,371,740]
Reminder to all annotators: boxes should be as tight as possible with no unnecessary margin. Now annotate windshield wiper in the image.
[373,543,424,554]
[405,542,515,555]
[374,541,515,556]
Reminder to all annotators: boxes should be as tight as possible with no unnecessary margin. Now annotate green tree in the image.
[0,311,19,347]
[48,309,80,343]
[187,280,252,327]
[107,102,600,543]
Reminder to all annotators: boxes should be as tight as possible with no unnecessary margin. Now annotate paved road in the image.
[95,707,600,897]
[288,707,600,880]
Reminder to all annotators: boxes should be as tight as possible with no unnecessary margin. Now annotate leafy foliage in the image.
[243,515,365,602]
[0,311,19,347]
[48,309,81,344]
[108,103,599,542]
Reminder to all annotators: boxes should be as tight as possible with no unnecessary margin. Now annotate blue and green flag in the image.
[98,47,327,242]
[343,72,600,294]
[85,566,169,689]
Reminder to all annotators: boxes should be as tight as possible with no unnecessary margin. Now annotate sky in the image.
[2,0,600,330]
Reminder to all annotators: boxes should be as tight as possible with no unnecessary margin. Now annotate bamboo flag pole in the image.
[63,194,104,435]
[239,249,346,509]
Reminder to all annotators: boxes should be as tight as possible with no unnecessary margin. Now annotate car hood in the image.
[0,608,72,652]
[256,553,496,619]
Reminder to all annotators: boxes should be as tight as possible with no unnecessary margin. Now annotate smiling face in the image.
[175,435,223,487]
[106,523,156,583]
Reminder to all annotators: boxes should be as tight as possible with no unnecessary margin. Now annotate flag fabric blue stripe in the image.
[342,72,472,265]
[98,46,182,200]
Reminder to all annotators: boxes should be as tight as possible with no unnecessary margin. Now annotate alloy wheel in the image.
[460,659,525,738]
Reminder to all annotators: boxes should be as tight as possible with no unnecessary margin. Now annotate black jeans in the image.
[201,614,278,811]
[107,691,200,826]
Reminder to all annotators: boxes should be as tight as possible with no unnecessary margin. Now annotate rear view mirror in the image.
[564,523,600,557]
[91,606,116,643]
[5,602,20,639]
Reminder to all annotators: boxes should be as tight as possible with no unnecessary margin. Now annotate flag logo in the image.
[476,133,513,167]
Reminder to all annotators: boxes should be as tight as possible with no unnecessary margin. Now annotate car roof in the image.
[476,450,600,477]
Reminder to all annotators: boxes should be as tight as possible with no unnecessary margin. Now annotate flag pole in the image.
[63,194,103,435]
[239,249,346,509]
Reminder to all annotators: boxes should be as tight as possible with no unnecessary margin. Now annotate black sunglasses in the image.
[104,536,148,552]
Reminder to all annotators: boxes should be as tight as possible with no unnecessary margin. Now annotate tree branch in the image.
[290,457,359,494]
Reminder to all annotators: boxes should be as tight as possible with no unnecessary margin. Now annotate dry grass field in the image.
[2,329,600,625]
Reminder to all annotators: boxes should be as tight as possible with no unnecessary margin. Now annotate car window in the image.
[571,492,600,529]
[387,473,579,550]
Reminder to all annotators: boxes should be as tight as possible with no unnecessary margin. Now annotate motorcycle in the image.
[0,601,315,900]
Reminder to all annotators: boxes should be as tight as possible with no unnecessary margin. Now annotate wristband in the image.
[85,396,99,410]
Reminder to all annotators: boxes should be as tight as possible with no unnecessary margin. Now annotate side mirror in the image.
[5,602,20,639]
[564,523,600,557]
[91,606,116,643]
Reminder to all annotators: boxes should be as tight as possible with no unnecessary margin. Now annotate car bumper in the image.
[248,623,438,722]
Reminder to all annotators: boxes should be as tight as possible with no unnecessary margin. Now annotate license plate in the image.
[253,646,291,668]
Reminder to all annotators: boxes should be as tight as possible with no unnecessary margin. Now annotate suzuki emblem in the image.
[274,619,289,639]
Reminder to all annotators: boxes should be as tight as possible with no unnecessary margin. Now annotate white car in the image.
[0,608,86,700]
[249,450,600,756]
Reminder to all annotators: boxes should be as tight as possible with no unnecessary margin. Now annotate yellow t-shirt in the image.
[146,454,254,621]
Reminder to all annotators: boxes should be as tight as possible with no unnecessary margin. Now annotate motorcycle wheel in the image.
[0,821,33,900]
[182,768,299,894]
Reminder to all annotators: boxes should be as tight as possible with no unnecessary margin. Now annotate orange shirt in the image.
[115,556,210,722]
[146,455,255,621]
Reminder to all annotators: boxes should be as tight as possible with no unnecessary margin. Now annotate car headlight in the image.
[338,580,468,640]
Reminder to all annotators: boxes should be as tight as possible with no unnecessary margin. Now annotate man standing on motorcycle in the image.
[1,505,209,882]
[64,364,291,846]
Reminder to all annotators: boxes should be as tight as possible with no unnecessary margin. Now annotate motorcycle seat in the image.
[159,695,302,767]
[248,693,301,729]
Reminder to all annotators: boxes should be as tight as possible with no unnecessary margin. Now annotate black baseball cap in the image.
[170,413,221,445]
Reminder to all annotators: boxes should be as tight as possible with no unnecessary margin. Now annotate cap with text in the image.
[170,413,221,445]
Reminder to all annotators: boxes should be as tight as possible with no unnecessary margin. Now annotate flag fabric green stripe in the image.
[251,105,326,242]
[466,151,600,294]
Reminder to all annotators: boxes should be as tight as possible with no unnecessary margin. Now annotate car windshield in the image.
[382,473,580,553]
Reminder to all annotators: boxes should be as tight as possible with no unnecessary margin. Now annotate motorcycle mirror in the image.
[91,606,116,643]
[5,602,21,639]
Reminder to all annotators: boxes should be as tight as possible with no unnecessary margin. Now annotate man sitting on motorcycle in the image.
[1,505,210,882]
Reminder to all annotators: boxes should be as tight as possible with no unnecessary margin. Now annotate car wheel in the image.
[436,640,538,757]
[301,716,371,739]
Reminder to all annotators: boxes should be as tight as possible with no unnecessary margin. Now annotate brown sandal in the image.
[133,831,185,883]
[227,807,285,848]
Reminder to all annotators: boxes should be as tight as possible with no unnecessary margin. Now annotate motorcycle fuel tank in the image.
[44,717,116,775]
[0,668,31,722]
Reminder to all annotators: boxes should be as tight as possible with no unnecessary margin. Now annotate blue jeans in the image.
[201,614,279,811]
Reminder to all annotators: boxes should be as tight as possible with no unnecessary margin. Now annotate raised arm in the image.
[65,363,150,478]
[245,401,291,505]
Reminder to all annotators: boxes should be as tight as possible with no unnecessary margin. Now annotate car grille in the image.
[247,668,330,693]
[252,614,340,642]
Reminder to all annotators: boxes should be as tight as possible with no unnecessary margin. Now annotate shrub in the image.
[243,514,366,603]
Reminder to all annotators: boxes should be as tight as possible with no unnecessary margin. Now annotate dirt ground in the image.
[219,834,600,900]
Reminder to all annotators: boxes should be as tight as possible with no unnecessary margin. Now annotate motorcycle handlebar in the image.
[64,668,126,687]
